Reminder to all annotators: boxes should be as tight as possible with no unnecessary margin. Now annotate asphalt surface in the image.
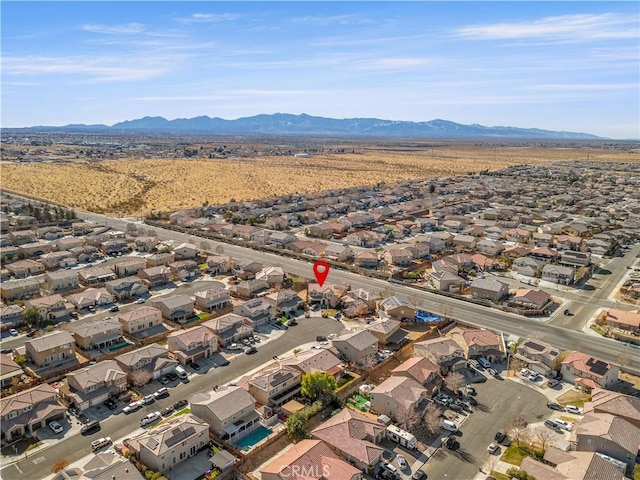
[422,374,549,480]
[0,315,344,480]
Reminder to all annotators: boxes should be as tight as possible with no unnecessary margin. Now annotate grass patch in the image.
[197,313,209,319]
[26,441,43,452]
[590,324,607,336]
[559,416,577,423]
[156,408,190,427]
[557,390,591,408]
[337,373,355,388]
[500,443,543,466]
[491,473,510,480]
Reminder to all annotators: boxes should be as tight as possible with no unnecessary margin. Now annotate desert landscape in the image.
[2,137,639,216]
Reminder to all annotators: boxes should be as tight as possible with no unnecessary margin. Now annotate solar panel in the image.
[526,341,544,352]
[587,358,609,376]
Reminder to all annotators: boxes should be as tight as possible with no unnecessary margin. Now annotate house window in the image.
[587,439,593,445]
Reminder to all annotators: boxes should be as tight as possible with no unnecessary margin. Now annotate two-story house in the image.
[24,294,72,322]
[151,295,195,323]
[0,354,23,389]
[25,330,75,369]
[331,330,378,367]
[255,266,285,287]
[561,351,620,393]
[67,288,113,309]
[105,276,148,301]
[167,326,218,365]
[378,295,416,322]
[71,318,124,352]
[583,389,640,429]
[43,270,79,295]
[542,264,575,286]
[0,278,40,302]
[391,357,442,397]
[114,343,177,383]
[78,266,117,287]
[369,376,429,421]
[60,360,127,411]
[189,386,260,441]
[281,349,344,380]
[308,283,345,308]
[194,283,232,313]
[470,278,509,302]
[127,414,209,473]
[265,289,303,318]
[460,329,504,363]
[116,306,163,336]
[1,383,66,442]
[113,257,147,278]
[202,313,253,348]
[138,266,172,287]
[413,337,466,374]
[514,338,562,377]
[229,278,269,299]
[5,259,45,279]
[169,260,201,281]
[233,298,275,328]
[247,364,302,409]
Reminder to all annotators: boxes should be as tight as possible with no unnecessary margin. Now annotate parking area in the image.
[422,372,550,480]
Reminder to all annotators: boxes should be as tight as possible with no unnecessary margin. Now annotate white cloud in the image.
[535,83,638,91]
[454,13,638,41]
[177,13,239,24]
[292,14,374,26]
[81,23,146,35]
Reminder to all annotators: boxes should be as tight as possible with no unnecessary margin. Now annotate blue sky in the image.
[2,1,638,138]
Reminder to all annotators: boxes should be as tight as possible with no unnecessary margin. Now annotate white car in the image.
[565,405,583,415]
[487,442,499,454]
[135,297,146,304]
[49,421,64,434]
[123,400,144,414]
[140,411,161,427]
[519,368,529,377]
[8,328,19,336]
[554,419,573,431]
[396,454,408,469]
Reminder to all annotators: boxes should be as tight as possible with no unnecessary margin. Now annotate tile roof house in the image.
[514,338,563,377]
[25,330,76,369]
[583,388,640,430]
[67,287,114,309]
[542,264,575,286]
[151,294,195,323]
[71,318,124,352]
[470,278,509,302]
[426,270,466,293]
[413,338,466,374]
[1,383,66,442]
[378,295,416,322]
[255,266,285,286]
[265,289,304,317]
[365,318,403,346]
[233,298,276,328]
[370,376,429,421]
[561,351,620,392]
[573,412,640,474]
[331,330,378,368]
[0,353,23,389]
[59,360,127,411]
[167,326,218,366]
[281,349,344,379]
[308,283,346,308]
[354,251,379,268]
[51,453,144,480]
[603,309,640,332]
[24,294,72,322]
[126,413,209,473]
[5,259,45,278]
[138,265,172,287]
[311,408,385,470]
[391,357,442,397]
[247,364,302,408]
[77,266,117,287]
[194,283,232,313]
[113,257,147,278]
[0,277,41,302]
[201,313,253,347]
[116,306,163,335]
[0,304,24,329]
[229,278,269,299]
[189,386,260,441]
[260,439,361,480]
[115,343,177,383]
[511,288,552,311]
[43,270,79,294]
[460,329,504,362]
[513,256,544,278]
[520,451,624,480]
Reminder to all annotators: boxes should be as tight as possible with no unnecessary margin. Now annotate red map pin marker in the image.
[313,260,330,287]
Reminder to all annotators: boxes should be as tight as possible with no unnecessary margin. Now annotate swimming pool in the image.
[234,425,272,450]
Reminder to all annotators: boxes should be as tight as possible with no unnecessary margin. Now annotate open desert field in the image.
[2,141,639,216]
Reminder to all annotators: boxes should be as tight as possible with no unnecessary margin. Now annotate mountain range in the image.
[21,113,602,139]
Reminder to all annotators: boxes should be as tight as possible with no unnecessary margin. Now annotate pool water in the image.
[235,425,272,450]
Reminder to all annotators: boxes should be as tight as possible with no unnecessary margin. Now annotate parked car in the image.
[49,421,64,434]
[286,319,298,326]
[8,328,18,336]
[140,411,161,427]
[91,437,112,451]
[190,362,201,371]
[487,442,499,454]
[449,403,464,413]
[166,372,178,381]
[465,385,476,396]
[547,401,563,411]
[554,419,573,431]
[109,305,119,312]
[159,376,169,385]
[396,454,408,469]
[161,405,175,416]
[519,368,530,377]
[135,297,146,304]
[123,400,143,414]
[467,359,479,369]
[445,436,459,450]
[104,398,117,410]
[412,471,427,480]
[565,405,583,415]
[142,395,155,405]
[487,368,498,377]
[154,387,169,399]
[81,420,101,435]
[563,309,571,316]
[528,372,540,382]
[544,419,562,431]
[245,346,257,354]
[173,399,188,410]
[547,379,560,388]
[467,396,478,406]
[26,329,36,337]
[494,430,506,443]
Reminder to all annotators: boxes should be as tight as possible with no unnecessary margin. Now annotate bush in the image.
[506,466,537,480]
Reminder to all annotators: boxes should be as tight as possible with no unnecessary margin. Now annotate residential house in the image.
[190,386,260,441]
[234,298,275,328]
[561,351,620,392]
[202,313,253,348]
[0,305,24,329]
[341,289,381,317]
[574,412,640,474]
[232,260,263,280]
[114,343,177,383]
[25,330,75,368]
[560,251,592,267]
[113,257,147,277]
[78,266,117,287]
[459,329,504,362]
[513,257,543,278]
[476,239,504,256]
[67,288,113,309]
[369,376,429,420]
[354,251,379,268]
[194,283,232,313]
[256,266,285,287]
[105,276,148,301]
[24,294,72,322]
[586,239,612,256]
[413,338,466,374]
[324,244,355,262]
[167,326,218,365]
[506,228,532,243]
[71,318,124,352]
[331,330,378,367]
[532,232,554,247]
[127,414,209,473]
[583,389,640,429]
[134,236,158,252]
[391,357,442,397]
[0,354,23,389]
[69,245,101,263]
[151,295,194,323]
[529,247,561,262]
[247,364,302,408]
[265,290,303,317]
[5,259,45,279]
[426,271,466,293]
[146,252,174,267]
[43,270,79,294]
[56,236,84,251]
[0,278,40,302]
[19,241,51,257]
[169,260,201,281]
[205,255,233,275]
[40,252,77,270]
[260,439,361,480]
[345,231,383,248]
[281,349,344,380]
[268,231,298,246]
[138,265,173,287]
[383,248,414,267]
[229,278,269,299]
[511,289,552,312]
[308,283,345,308]
[0,383,66,442]
[9,229,37,245]
[116,306,163,335]
[366,319,403,346]
[52,453,144,480]
[311,409,385,470]
[470,278,509,302]
[101,239,129,256]
[602,309,640,332]
[519,451,624,480]
[542,264,575,285]
[173,242,197,260]
[60,360,127,411]
[452,234,477,251]
[378,296,416,322]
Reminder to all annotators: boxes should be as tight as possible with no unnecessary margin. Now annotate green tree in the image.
[22,306,41,325]
[13,354,27,366]
[286,411,307,442]
[429,183,436,194]
[301,372,337,403]
[505,467,536,480]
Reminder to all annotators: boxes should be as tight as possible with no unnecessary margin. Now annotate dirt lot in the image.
[2,141,638,216]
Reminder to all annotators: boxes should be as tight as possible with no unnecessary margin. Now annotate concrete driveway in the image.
[421,374,550,480]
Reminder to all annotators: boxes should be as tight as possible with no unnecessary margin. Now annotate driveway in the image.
[421,374,549,480]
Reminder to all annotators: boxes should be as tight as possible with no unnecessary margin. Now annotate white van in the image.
[441,419,458,433]
[478,357,491,369]
[174,365,188,380]
[91,436,112,451]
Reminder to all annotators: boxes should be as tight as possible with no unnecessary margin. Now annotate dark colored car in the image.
[190,362,201,371]
[104,398,117,410]
[495,429,506,443]
[467,396,478,406]
[217,358,230,367]
[448,403,464,413]
[411,471,427,480]
[173,399,188,410]
[245,346,257,354]
[286,319,298,326]
[445,437,459,450]
[109,305,120,312]
[547,401,563,411]
[161,406,175,416]
[166,372,178,381]
[315,335,327,342]
[26,330,37,337]
[563,309,571,316]
[81,420,101,435]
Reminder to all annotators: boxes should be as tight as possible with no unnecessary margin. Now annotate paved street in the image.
[0,315,344,480]
[421,374,549,480]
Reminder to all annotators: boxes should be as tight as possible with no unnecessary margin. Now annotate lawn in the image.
[156,408,190,427]
[347,394,370,412]
[500,444,542,466]
[556,390,592,408]
[197,313,209,319]
[337,373,355,388]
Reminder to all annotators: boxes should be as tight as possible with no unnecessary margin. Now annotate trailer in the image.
[385,424,417,449]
